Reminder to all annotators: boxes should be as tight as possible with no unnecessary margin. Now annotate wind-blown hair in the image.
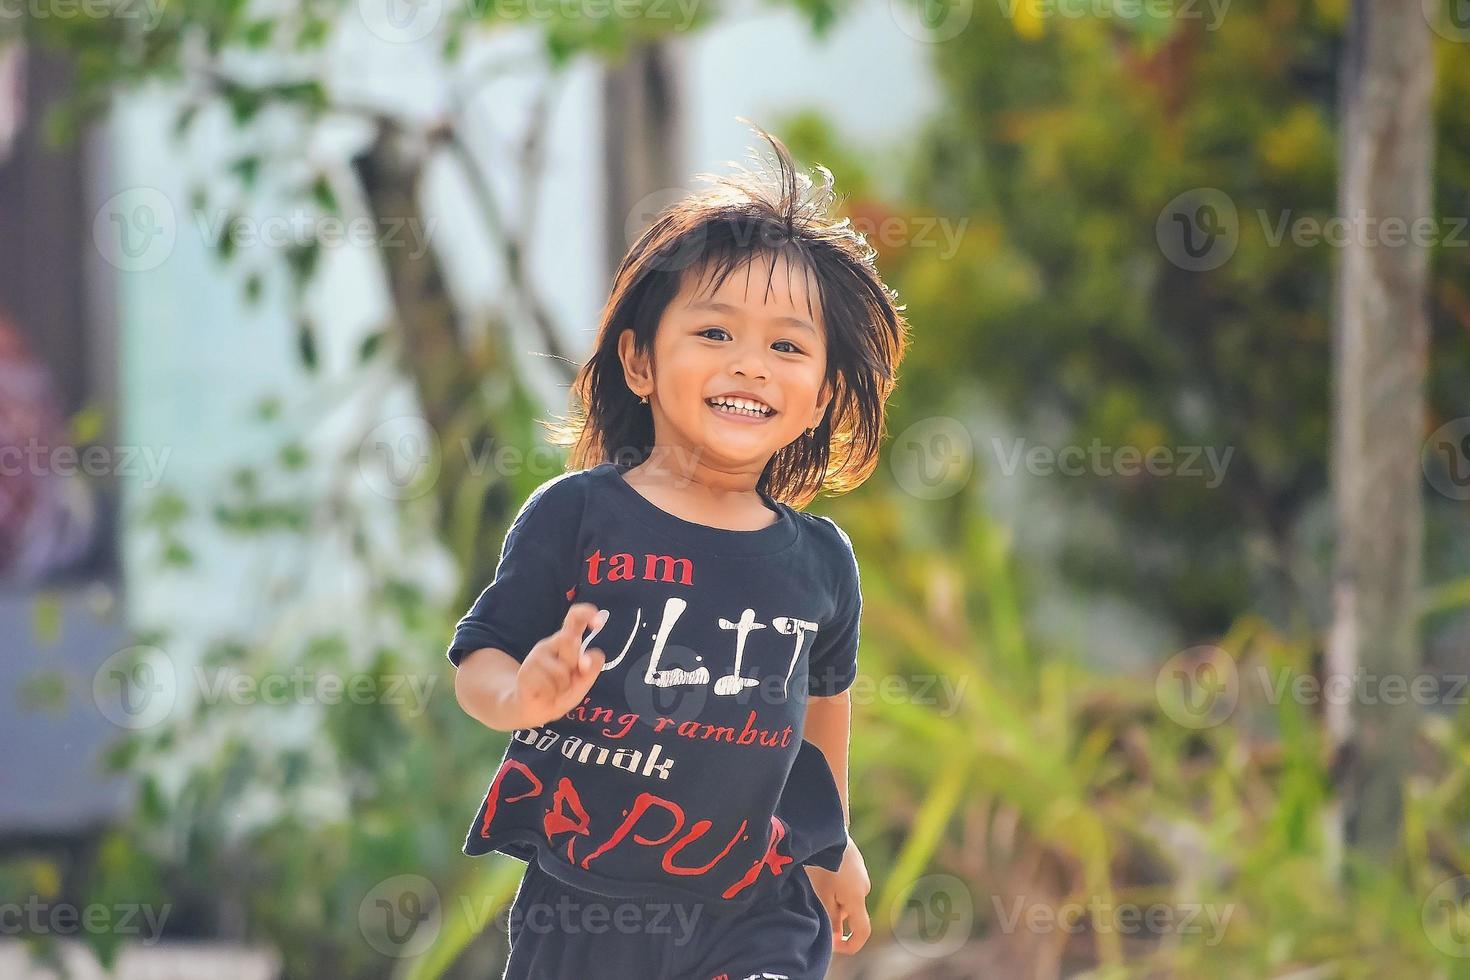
[546,120,909,509]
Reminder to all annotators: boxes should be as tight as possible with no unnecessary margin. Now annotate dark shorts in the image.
[502,858,833,980]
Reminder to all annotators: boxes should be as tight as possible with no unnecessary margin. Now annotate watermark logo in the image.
[508,891,704,944]
[846,213,969,261]
[93,187,177,272]
[890,0,974,42]
[92,645,178,730]
[1424,417,1470,501]
[990,437,1233,488]
[193,210,438,261]
[1255,666,1468,708]
[889,416,974,500]
[357,0,444,43]
[1159,188,1467,271]
[627,187,708,273]
[1423,0,1470,43]
[1156,188,1238,272]
[1155,644,1238,729]
[995,0,1231,30]
[1423,875,1470,957]
[620,645,715,722]
[0,439,172,487]
[1258,209,1467,250]
[91,645,441,729]
[992,894,1234,945]
[358,415,443,501]
[0,898,172,942]
[0,0,169,32]
[890,873,973,958]
[359,874,442,958]
[193,666,438,718]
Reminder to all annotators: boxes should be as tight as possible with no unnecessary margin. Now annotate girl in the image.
[449,122,908,979]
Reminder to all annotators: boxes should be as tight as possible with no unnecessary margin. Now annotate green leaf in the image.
[102,735,141,772]
[279,442,309,470]
[274,80,327,112]
[310,174,338,215]
[214,213,244,262]
[297,16,329,48]
[69,405,107,445]
[297,318,319,372]
[140,490,189,529]
[32,593,62,645]
[286,241,320,288]
[162,541,194,568]
[242,19,274,47]
[18,669,68,714]
[358,330,385,363]
[226,87,264,125]
[254,396,282,421]
[230,155,263,188]
[173,104,200,142]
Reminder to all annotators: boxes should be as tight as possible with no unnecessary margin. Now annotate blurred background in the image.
[2,0,1470,976]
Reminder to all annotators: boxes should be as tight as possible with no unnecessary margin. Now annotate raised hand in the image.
[511,602,608,728]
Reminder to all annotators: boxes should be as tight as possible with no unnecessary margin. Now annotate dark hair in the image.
[546,120,909,509]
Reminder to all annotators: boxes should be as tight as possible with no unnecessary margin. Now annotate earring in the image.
[640,393,649,404]
[805,425,815,436]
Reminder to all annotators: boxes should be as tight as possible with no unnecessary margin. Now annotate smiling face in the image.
[619,251,833,488]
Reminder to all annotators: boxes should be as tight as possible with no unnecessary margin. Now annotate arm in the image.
[453,604,608,733]
[804,688,852,828]
[454,646,534,732]
[803,687,871,954]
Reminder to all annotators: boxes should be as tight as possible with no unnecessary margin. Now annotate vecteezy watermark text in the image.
[0,0,168,29]
[1256,666,1469,707]
[996,0,1231,30]
[508,893,704,945]
[0,439,171,488]
[193,666,437,717]
[0,898,171,943]
[193,209,438,261]
[991,894,1235,946]
[1259,209,1469,250]
[990,437,1234,488]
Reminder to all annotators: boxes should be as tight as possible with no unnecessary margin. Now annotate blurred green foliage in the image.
[8,1,1470,977]
[800,2,1470,640]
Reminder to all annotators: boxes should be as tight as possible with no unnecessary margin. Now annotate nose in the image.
[727,338,770,382]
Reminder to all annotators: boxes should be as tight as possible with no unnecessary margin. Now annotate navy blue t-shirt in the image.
[446,460,861,914]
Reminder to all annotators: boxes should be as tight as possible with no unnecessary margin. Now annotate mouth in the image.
[705,396,777,423]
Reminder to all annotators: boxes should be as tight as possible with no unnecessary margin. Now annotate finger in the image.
[830,900,862,954]
[817,893,842,943]
[844,902,872,952]
[517,664,554,706]
[556,603,600,644]
[553,604,606,669]
[566,647,605,697]
[524,656,571,702]
[831,907,849,953]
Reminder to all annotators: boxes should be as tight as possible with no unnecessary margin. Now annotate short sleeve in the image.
[446,474,584,668]
[807,518,862,697]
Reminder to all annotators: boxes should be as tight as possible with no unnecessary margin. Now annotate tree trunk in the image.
[352,123,524,599]
[1324,0,1434,866]
[601,41,685,284]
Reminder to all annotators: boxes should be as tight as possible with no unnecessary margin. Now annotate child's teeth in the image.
[711,399,767,417]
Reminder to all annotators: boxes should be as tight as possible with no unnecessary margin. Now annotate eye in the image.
[697,326,803,354]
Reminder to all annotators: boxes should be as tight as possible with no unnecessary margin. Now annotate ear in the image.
[812,377,834,429]
[618,329,652,400]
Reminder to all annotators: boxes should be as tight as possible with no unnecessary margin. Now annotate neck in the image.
[635,445,767,497]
